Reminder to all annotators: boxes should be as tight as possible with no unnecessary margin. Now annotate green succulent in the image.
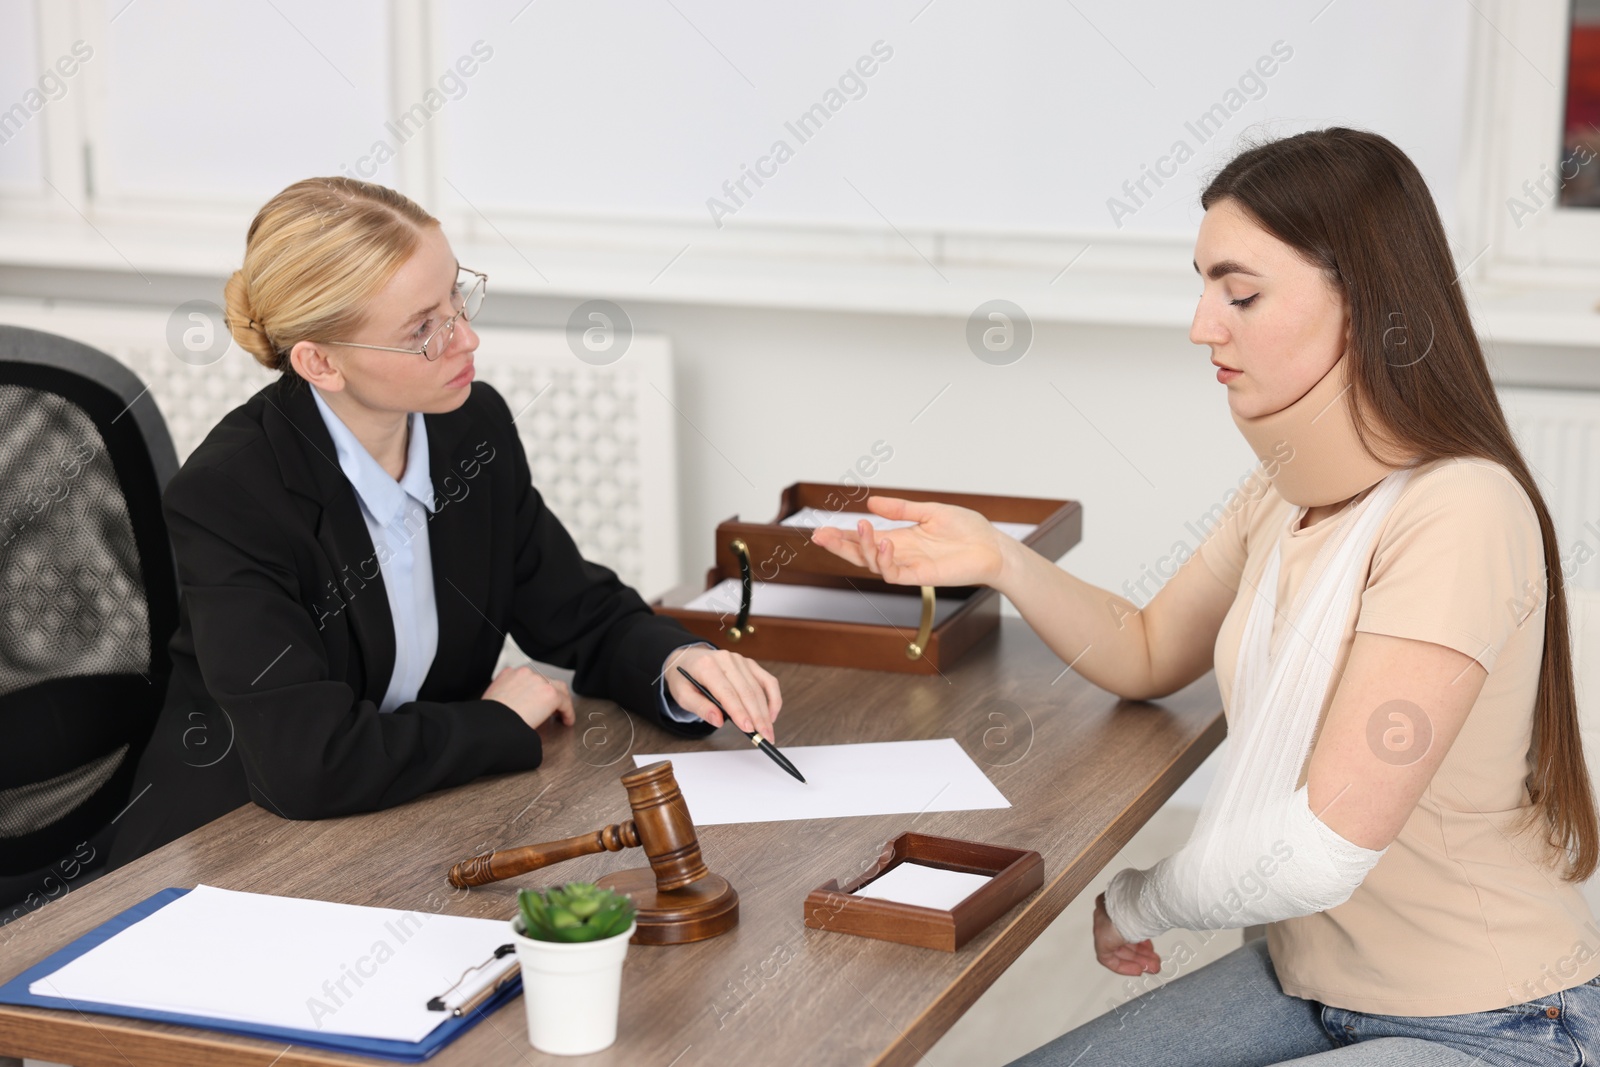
[516,882,637,943]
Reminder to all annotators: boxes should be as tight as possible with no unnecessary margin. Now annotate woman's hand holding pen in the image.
[482,665,576,730]
[809,496,1013,590]
[665,645,782,743]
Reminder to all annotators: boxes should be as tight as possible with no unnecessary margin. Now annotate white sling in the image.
[1105,466,1416,941]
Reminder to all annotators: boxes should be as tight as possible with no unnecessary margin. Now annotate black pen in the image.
[676,666,806,783]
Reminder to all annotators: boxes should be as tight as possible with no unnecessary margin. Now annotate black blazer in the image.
[109,375,714,867]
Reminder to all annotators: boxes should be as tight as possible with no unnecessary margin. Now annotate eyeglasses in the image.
[321,268,487,361]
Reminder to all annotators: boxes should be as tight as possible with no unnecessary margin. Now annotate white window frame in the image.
[1459,0,1600,288]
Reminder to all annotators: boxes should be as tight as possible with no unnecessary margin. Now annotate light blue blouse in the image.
[311,389,703,723]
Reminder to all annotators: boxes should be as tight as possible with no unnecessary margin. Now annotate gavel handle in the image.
[448,820,641,887]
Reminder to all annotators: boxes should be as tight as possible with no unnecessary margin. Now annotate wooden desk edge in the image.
[0,1007,375,1067]
[0,690,1227,1067]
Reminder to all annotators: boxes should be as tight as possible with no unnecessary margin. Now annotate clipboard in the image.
[0,887,522,1063]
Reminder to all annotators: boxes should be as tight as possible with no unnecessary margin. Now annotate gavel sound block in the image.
[447,760,739,945]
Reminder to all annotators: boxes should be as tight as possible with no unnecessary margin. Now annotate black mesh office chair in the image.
[0,324,179,920]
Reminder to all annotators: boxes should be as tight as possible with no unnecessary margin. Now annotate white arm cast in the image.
[1102,784,1386,943]
[1102,469,1420,945]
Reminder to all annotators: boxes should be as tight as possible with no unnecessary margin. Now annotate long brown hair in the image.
[1202,126,1598,881]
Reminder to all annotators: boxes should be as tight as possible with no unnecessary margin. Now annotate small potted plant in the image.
[510,882,638,1055]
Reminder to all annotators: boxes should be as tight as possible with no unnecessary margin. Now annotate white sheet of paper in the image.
[782,507,1038,543]
[631,738,1009,825]
[29,884,512,1043]
[853,863,994,910]
[681,578,964,627]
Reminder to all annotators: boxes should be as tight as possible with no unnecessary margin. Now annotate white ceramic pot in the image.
[509,916,636,1056]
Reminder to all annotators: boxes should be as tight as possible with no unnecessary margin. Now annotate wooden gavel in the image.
[446,760,740,944]
[449,759,707,890]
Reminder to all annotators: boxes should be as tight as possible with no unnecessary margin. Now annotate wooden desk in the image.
[0,619,1224,1067]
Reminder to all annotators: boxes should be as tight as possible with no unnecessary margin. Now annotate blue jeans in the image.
[1005,937,1600,1066]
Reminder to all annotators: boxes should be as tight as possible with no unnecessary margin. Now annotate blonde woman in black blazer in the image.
[110,178,779,866]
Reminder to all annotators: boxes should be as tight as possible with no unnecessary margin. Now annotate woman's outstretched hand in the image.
[1093,892,1162,976]
[808,495,1008,588]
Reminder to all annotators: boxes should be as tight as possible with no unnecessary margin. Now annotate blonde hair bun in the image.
[223,269,277,369]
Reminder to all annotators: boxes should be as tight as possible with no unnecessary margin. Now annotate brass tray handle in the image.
[906,586,935,660]
[727,538,756,641]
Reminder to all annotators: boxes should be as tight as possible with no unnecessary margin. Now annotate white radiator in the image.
[0,300,682,608]
[1499,385,1600,716]
[1501,386,1600,595]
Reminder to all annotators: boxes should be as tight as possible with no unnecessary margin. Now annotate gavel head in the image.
[623,760,710,893]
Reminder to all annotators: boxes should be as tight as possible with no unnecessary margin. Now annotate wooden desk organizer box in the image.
[652,482,1081,674]
[804,832,1044,951]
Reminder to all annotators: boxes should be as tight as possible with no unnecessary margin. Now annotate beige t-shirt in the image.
[1197,455,1600,1015]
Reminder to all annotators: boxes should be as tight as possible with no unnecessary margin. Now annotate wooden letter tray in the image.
[652,482,1081,673]
[802,832,1044,951]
